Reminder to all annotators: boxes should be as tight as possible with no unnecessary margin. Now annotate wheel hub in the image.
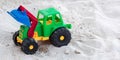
[29,45,34,50]
[60,36,65,41]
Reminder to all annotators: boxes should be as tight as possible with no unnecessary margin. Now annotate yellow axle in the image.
[17,32,49,43]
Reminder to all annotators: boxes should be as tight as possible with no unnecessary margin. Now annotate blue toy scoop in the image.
[7,9,31,27]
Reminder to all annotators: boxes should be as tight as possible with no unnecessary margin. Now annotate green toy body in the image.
[19,8,71,41]
[9,6,71,55]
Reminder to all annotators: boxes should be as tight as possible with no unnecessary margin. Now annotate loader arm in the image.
[8,5,38,38]
[18,5,38,38]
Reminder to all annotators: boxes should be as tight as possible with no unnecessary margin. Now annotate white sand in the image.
[0,0,120,60]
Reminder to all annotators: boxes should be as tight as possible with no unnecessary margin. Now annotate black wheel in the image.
[50,28,71,47]
[13,31,20,46]
[21,38,38,54]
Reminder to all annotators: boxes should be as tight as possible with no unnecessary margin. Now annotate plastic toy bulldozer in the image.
[8,5,72,54]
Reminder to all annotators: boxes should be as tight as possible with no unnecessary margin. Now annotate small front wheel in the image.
[13,31,20,46]
[21,38,38,54]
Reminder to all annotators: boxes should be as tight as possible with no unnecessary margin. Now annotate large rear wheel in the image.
[50,28,71,47]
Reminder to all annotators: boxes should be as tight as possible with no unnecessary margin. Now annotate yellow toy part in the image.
[60,35,65,41]
[33,32,49,41]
